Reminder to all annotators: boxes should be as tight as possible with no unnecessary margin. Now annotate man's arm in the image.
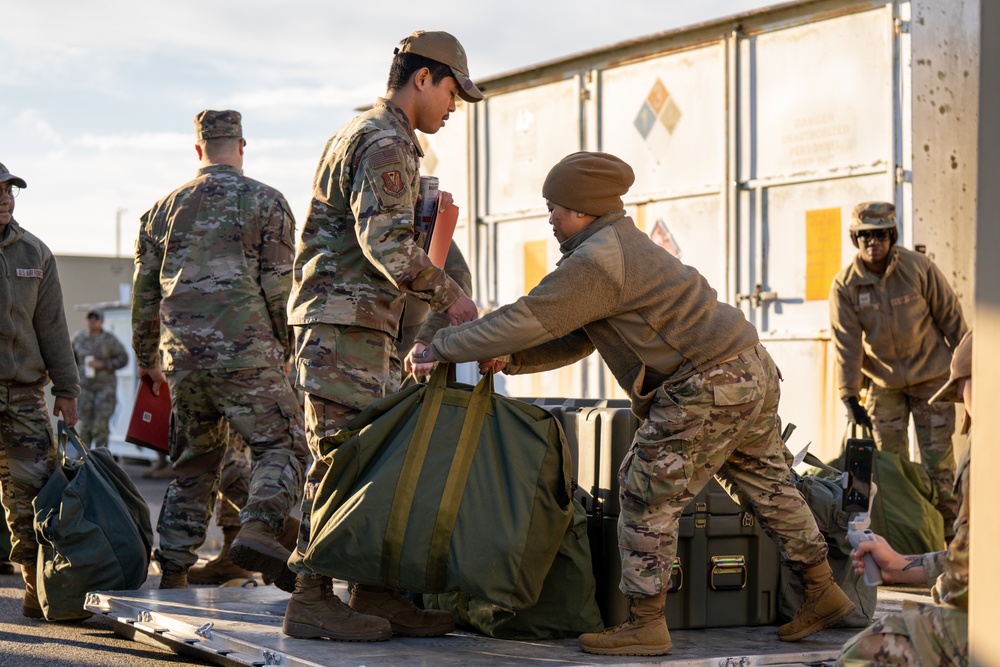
[829,279,865,400]
[350,139,465,315]
[33,252,80,401]
[105,332,130,371]
[924,259,969,347]
[131,213,164,369]
[259,195,296,360]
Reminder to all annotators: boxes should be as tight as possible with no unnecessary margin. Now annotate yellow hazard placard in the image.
[523,240,548,293]
[805,207,842,300]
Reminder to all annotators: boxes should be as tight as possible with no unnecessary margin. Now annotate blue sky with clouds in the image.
[2,0,778,256]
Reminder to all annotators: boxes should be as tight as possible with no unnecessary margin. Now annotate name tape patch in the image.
[16,268,43,278]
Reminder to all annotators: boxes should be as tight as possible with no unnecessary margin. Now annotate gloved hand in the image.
[843,396,873,429]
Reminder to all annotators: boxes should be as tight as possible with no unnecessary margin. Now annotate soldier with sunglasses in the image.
[829,202,967,536]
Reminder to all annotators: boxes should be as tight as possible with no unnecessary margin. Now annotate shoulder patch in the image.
[381,171,405,197]
[16,268,43,278]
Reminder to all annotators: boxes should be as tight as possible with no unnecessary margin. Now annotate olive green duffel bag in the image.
[304,364,574,611]
[424,496,604,639]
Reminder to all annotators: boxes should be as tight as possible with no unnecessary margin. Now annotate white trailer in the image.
[424,0,978,461]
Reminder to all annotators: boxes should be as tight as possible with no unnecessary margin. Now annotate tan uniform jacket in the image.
[829,246,967,399]
[430,211,759,419]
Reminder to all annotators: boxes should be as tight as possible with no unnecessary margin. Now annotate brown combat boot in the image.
[21,561,44,619]
[349,585,454,637]
[283,576,392,642]
[778,560,856,641]
[188,526,255,585]
[578,591,671,656]
[229,520,296,593]
[159,571,188,589]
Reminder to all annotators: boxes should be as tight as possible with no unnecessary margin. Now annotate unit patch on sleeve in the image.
[16,268,43,278]
[381,171,405,197]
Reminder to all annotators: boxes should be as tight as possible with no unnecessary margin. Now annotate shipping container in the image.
[422,0,978,461]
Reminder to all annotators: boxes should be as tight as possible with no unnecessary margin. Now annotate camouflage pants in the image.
[0,384,55,565]
[210,431,251,530]
[867,377,958,530]
[77,380,117,448]
[837,600,967,666]
[288,324,400,576]
[618,344,827,597]
[156,367,307,573]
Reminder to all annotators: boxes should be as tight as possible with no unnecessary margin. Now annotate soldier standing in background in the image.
[72,310,128,447]
[0,162,79,617]
[830,202,967,535]
[282,30,482,643]
[132,110,307,590]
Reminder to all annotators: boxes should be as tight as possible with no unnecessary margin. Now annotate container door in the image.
[736,6,898,458]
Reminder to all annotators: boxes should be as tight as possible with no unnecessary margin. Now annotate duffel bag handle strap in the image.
[57,420,89,461]
[425,370,493,589]
[381,364,452,587]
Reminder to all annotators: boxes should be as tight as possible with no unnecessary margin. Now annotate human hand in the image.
[851,533,917,585]
[53,397,78,428]
[478,359,507,375]
[139,365,166,396]
[88,358,106,370]
[446,294,478,326]
[405,342,437,378]
[843,396,873,429]
[438,190,454,211]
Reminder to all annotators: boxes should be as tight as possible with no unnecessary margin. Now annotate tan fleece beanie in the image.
[542,152,635,216]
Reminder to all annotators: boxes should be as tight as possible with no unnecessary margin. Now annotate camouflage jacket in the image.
[287,98,464,338]
[923,439,970,610]
[400,240,473,354]
[830,246,967,398]
[132,164,295,371]
[430,211,759,419]
[0,219,80,397]
[72,329,129,386]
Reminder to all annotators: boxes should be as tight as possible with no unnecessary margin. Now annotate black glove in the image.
[843,396,873,429]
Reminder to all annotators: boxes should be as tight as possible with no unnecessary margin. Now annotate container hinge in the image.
[894,18,910,34]
[895,166,912,184]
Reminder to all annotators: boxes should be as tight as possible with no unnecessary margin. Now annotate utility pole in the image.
[115,207,126,258]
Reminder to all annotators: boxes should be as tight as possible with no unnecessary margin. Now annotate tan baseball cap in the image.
[194,110,243,141]
[396,30,483,103]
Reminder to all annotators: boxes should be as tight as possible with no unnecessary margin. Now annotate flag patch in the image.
[369,148,401,169]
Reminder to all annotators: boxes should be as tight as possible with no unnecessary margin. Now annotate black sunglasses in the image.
[856,229,889,242]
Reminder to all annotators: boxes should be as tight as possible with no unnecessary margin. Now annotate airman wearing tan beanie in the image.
[542,151,636,216]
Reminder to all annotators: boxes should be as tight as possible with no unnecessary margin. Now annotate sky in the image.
[2,0,780,257]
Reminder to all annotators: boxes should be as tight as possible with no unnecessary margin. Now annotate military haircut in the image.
[200,136,243,161]
[386,52,454,93]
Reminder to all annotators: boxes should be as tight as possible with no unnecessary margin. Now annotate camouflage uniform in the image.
[837,440,970,666]
[133,112,306,573]
[72,328,128,447]
[286,98,467,574]
[210,430,251,531]
[430,210,829,596]
[831,243,967,529]
[0,218,79,565]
